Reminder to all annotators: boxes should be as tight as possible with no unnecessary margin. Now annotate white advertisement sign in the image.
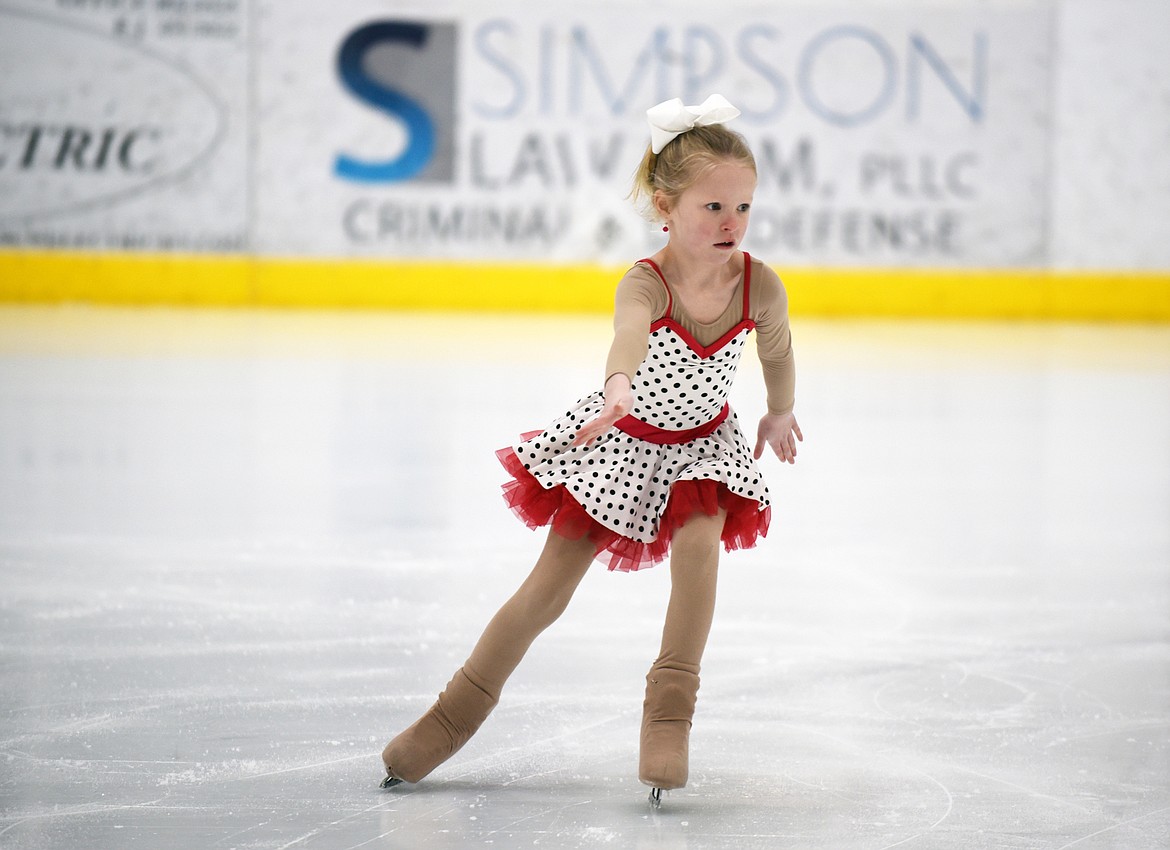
[1,1,1053,268]
[0,0,247,253]
[259,2,1052,267]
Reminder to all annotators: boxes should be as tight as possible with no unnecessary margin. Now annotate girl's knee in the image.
[672,510,726,549]
[519,560,588,627]
[519,582,574,630]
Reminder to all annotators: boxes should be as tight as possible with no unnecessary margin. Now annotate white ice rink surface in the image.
[1,306,1167,849]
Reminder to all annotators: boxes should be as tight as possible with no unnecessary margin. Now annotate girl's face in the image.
[659,160,756,265]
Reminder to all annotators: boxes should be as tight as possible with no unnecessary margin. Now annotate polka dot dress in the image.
[499,257,771,571]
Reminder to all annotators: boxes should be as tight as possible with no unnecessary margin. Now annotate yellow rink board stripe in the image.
[1,251,1168,321]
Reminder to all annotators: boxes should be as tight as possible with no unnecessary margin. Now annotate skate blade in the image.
[380,774,404,790]
[648,787,663,808]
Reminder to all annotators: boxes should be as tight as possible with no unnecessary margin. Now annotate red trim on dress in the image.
[614,402,730,444]
[647,316,755,358]
[636,254,755,359]
[496,445,770,573]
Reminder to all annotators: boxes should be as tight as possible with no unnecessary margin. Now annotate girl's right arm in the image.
[571,269,662,447]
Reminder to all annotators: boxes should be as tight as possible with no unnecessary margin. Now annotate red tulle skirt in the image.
[496,445,771,572]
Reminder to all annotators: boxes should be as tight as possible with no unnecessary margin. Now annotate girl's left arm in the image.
[752,265,803,463]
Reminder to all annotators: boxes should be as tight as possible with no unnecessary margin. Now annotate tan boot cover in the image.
[381,667,498,784]
[638,665,700,790]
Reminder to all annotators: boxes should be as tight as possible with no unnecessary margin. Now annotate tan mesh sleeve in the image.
[604,265,668,384]
[751,262,796,416]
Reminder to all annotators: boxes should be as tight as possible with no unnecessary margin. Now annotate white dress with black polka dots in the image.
[504,257,770,566]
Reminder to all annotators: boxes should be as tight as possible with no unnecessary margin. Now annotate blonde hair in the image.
[630,124,756,221]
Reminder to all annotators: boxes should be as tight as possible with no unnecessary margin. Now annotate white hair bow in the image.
[646,94,741,155]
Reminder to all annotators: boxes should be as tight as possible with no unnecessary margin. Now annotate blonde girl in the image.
[381,94,802,807]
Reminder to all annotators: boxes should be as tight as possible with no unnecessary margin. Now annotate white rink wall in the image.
[1050,0,1170,270]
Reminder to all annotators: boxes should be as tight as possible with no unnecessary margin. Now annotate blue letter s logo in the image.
[335,22,436,183]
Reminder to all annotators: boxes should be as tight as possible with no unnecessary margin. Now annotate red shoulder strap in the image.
[636,258,673,316]
[741,253,752,321]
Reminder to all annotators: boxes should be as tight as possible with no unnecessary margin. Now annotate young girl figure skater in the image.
[380,94,802,806]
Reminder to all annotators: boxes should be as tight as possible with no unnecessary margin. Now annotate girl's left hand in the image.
[754,412,803,463]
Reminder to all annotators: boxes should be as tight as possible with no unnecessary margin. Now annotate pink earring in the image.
[662,225,669,232]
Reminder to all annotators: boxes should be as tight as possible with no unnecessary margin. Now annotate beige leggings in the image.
[462,508,727,699]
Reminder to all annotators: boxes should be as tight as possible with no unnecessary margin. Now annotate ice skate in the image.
[379,666,498,786]
[638,663,699,803]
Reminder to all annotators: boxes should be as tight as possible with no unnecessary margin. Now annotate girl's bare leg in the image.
[381,529,596,784]
[640,508,726,795]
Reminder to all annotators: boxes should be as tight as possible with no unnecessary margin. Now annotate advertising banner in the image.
[2,1,1053,268]
[259,1,1053,267]
[0,0,248,253]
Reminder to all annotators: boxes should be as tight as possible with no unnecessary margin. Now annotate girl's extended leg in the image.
[639,507,726,792]
[382,529,596,784]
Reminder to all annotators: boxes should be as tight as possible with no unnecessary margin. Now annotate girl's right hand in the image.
[572,374,635,447]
